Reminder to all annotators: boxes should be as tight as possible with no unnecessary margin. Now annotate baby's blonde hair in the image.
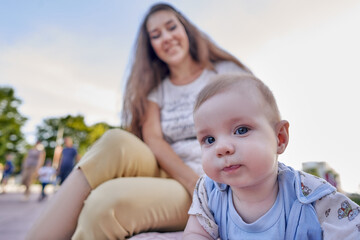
[194,73,281,123]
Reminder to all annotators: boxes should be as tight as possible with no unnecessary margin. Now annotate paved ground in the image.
[0,177,183,240]
[0,177,55,240]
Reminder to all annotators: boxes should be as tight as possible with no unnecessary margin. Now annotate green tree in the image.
[0,87,27,171]
[85,122,115,154]
[303,168,320,178]
[36,114,117,161]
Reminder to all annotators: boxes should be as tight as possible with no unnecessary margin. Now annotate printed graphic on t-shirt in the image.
[161,91,197,143]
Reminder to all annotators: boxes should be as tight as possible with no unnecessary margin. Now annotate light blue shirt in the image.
[205,163,336,239]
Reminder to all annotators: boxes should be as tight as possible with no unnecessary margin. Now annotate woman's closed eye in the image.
[150,32,161,39]
[234,126,249,135]
[168,24,177,31]
[149,25,176,40]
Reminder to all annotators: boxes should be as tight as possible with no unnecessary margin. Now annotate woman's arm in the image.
[142,101,199,195]
[183,215,213,240]
[26,168,91,240]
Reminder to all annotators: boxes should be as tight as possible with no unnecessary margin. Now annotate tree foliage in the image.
[0,87,27,170]
[36,114,117,161]
[0,86,119,171]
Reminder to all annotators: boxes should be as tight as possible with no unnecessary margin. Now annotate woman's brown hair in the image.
[122,3,251,139]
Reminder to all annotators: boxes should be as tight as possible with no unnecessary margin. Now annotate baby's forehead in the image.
[195,74,281,121]
[224,80,280,122]
[226,80,262,98]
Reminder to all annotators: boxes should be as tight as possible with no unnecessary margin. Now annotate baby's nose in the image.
[216,139,235,157]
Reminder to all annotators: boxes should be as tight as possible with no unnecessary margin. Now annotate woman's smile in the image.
[164,44,180,54]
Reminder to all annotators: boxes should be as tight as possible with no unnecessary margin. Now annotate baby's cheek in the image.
[202,156,210,170]
[202,156,219,179]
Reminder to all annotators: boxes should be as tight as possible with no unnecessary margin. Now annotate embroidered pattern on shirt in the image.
[301,182,312,196]
[338,200,360,221]
[325,208,331,217]
[356,224,360,232]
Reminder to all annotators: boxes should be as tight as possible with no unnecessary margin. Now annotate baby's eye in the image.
[204,136,215,145]
[235,126,249,135]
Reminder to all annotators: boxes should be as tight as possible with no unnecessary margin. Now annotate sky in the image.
[0,0,359,193]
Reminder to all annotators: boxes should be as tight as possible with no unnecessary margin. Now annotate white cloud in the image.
[189,0,359,58]
[0,27,125,142]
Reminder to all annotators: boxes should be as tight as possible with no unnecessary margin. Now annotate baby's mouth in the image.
[223,164,241,172]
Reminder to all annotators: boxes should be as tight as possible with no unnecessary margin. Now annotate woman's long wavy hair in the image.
[122,3,251,139]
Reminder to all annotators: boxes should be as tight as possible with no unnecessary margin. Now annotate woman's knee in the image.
[100,129,138,146]
[96,129,151,155]
[101,128,126,141]
[100,129,157,171]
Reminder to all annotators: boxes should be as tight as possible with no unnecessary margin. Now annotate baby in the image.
[183,73,360,239]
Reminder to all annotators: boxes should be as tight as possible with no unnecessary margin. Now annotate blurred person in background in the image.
[0,153,15,194]
[21,141,46,200]
[56,137,79,185]
[38,159,56,201]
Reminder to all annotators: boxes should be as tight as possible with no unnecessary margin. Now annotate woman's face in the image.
[146,10,191,67]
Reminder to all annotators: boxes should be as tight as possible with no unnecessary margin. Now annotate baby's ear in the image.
[275,120,289,154]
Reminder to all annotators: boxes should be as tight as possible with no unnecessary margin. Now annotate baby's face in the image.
[194,86,279,190]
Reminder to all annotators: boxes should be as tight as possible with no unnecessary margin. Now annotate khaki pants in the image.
[72,129,191,240]
[22,166,38,195]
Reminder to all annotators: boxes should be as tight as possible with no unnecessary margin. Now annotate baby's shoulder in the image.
[298,171,329,197]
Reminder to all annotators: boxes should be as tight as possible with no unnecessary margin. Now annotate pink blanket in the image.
[129,231,183,239]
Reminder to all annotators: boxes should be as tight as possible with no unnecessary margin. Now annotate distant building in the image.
[302,161,342,192]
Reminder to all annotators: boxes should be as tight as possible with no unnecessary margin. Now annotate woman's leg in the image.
[22,166,36,196]
[72,177,191,240]
[0,175,9,193]
[27,129,161,240]
[78,129,161,188]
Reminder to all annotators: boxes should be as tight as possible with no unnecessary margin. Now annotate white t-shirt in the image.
[38,166,56,183]
[147,61,247,175]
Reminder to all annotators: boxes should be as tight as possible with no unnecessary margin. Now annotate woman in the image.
[27,3,251,239]
[21,141,46,199]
